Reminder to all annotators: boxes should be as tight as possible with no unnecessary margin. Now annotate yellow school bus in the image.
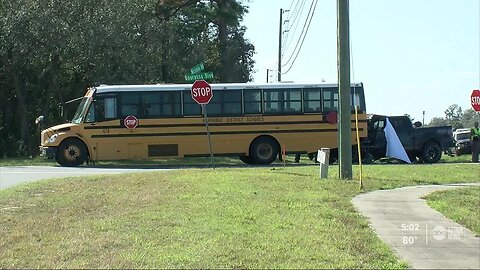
[39,83,367,166]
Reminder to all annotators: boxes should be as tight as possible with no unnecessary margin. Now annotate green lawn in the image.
[0,155,307,167]
[0,164,478,268]
[0,151,474,167]
[425,186,480,236]
[0,156,57,166]
[439,153,473,163]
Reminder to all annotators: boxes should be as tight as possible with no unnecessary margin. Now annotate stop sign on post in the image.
[471,90,480,112]
[191,80,213,104]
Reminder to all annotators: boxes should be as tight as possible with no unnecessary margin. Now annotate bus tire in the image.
[56,138,87,167]
[421,142,441,164]
[249,137,278,165]
[239,155,253,164]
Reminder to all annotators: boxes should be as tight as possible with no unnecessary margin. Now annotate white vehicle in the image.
[453,129,471,156]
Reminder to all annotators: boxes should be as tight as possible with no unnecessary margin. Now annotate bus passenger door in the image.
[84,95,127,160]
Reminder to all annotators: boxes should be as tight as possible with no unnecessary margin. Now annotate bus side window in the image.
[284,89,301,113]
[223,90,242,115]
[183,91,201,116]
[142,93,161,117]
[351,93,361,111]
[93,97,117,122]
[160,92,181,116]
[104,98,117,119]
[120,93,141,117]
[350,86,365,112]
[304,88,321,112]
[264,90,282,113]
[244,90,262,114]
[323,88,338,111]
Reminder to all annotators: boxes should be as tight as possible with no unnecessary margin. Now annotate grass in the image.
[425,186,480,236]
[0,164,479,268]
[0,155,308,167]
[439,153,473,163]
[0,150,475,167]
[0,156,56,166]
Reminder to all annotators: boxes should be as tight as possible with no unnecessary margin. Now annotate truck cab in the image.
[366,115,453,163]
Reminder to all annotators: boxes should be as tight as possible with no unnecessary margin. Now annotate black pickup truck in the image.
[364,115,454,163]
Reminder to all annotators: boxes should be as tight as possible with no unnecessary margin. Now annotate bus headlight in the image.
[48,134,58,143]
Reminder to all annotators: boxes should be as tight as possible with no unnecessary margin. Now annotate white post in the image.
[317,148,330,179]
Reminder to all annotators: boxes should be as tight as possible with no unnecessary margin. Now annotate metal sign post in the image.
[202,104,215,169]
[191,80,214,169]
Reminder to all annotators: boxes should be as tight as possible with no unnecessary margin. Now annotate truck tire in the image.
[55,138,87,167]
[249,137,278,165]
[421,142,441,164]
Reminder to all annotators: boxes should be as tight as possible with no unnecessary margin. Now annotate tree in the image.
[462,108,480,129]
[444,104,463,130]
[428,104,480,130]
[0,0,255,157]
[428,117,449,127]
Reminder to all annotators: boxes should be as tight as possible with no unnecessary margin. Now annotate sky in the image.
[242,0,480,123]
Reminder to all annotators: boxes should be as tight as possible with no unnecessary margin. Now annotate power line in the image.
[282,0,316,66]
[281,0,318,73]
[282,0,307,56]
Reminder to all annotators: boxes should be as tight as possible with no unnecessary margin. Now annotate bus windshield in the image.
[71,97,91,124]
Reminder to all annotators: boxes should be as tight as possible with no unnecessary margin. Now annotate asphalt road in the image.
[0,166,165,190]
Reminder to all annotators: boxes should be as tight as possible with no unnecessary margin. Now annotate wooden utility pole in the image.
[337,0,352,179]
[278,8,283,82]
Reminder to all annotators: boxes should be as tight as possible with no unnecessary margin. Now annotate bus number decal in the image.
[102,128,110,133]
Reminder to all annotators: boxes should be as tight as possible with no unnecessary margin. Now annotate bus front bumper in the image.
[39,146,57,159]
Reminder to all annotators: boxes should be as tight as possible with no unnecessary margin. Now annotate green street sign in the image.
[190,63,205,75]
[185,72,214,82]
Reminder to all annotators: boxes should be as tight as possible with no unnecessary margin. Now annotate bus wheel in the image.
[56,138,87,167]
[421,142,441,164]
[239,155,253,164]
[250,137,278,165]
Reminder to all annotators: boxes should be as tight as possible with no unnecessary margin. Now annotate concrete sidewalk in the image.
[352,183,480,269]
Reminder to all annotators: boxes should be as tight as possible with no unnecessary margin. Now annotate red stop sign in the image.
[124,115,138,130]
[191,80,213,104]
[471,89,480,112]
